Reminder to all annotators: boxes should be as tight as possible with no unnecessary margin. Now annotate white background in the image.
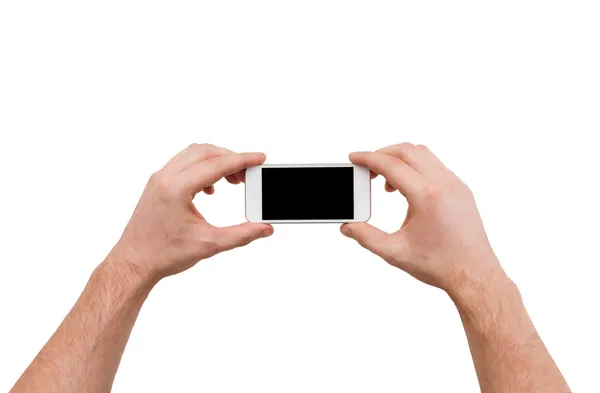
[1,1,599,392]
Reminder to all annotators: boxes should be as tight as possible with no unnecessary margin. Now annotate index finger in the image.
[165,143,234,173]
[180,152,266,193]
[349,151,425,201]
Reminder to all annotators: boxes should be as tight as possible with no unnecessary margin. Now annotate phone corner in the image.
[244,209,261,223]
[358,210,372,223]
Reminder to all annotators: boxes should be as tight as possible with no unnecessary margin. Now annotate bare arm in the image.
[341,143,570,393]
[10,144,273,393]
[451,260,569,392]
[11,259,154,393]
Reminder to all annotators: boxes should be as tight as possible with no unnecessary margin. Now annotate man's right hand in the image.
[107,143,273,283]
[341,143,507,296]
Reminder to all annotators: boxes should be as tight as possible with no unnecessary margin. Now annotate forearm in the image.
[11,256,155,393]
[9,145,269,393]
[450,263,570,393]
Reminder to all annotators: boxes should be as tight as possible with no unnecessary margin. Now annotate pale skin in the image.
[10,143,570,393]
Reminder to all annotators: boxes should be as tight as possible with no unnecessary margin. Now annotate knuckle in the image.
[353,232,371,248]
[149,171,166,188]
[384,142,413,152]
[385,252,400,266]
[394,142,415,156]
[447,176,473,197]
[375,154,393,173]
[213,158,229,173]
[188,143,214,152]
[198,143,215,150]
[198,232,220,253]
[386,143,416,162]
[186,143,200,152]
[237,234,254,247]
[358,237,371,250]
[386,240,409,266]
[378,143,415,162]
[149,171,177,200]
[227,155,246,171]
[422,184,444,203]
[461,181,474,198]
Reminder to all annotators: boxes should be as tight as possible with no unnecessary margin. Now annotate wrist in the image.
[97,250,159,298]
[446,254,519,315]
[448,265,522,322]
[75,255,156,327]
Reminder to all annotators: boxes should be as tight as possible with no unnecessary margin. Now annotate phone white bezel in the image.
[245,163,371,223]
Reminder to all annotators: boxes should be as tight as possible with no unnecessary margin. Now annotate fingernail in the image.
[261,229,273,238]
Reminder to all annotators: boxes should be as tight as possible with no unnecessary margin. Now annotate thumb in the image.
[341,223,393,260]
[214,223,273,252]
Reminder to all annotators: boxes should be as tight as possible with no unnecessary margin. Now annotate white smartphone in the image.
[245,164,371,223]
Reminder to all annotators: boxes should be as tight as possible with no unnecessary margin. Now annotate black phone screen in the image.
[261,167,354,220]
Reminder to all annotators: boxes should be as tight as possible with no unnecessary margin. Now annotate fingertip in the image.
[240,151,263,158]
[340,223,350,237]
[253,152,267,164]
[341,223,363,239]
[240,152,267,168]
[349,151,374,166]
[260,224,274,238]
[243,222,273,238]
[348,151,362,162]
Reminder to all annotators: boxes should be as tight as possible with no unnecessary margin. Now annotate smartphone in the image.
[245,164,371,223]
